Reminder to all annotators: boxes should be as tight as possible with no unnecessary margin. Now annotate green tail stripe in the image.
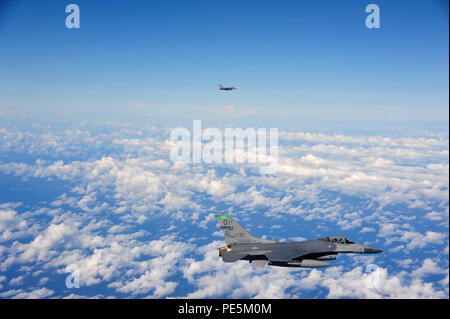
[215,215,232,219]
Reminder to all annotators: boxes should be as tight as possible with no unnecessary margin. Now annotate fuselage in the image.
[214,214,382,268]
[219,238,381,268]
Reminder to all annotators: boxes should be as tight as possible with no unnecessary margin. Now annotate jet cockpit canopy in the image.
[322,236,355,244]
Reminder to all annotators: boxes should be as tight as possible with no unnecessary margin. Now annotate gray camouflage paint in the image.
[215,214,382,268]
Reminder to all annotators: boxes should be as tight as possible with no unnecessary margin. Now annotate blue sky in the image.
[0,0,448,127]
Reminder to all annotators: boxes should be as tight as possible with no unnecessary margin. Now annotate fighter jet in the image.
[215,214,382,268]
[219,84,237,91]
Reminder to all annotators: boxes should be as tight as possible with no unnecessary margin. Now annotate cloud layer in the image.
[0,121,448,298]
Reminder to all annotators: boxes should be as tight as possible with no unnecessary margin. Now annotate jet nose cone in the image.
[363,247,383,253]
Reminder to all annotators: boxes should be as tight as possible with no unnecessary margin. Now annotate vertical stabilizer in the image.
[215,214,276,245]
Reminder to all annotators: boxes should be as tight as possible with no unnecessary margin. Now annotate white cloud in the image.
[299,266,446,298]
[400,231,446,249]
[411,258,447,280]
[0,123,447,298]
[424,211,443,221]
[18,223,76,262]
[9,276,24,286]
[360,227,375,233]
[0,287,54,299]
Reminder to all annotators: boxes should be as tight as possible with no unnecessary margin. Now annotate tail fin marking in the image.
[215,214,277,245]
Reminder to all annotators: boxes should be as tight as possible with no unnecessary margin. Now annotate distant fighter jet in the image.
[219,84,237,91]
[215,214,382,268]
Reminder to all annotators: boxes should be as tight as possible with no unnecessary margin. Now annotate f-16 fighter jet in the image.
[215,214,382,268]
[219,84,237,90]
